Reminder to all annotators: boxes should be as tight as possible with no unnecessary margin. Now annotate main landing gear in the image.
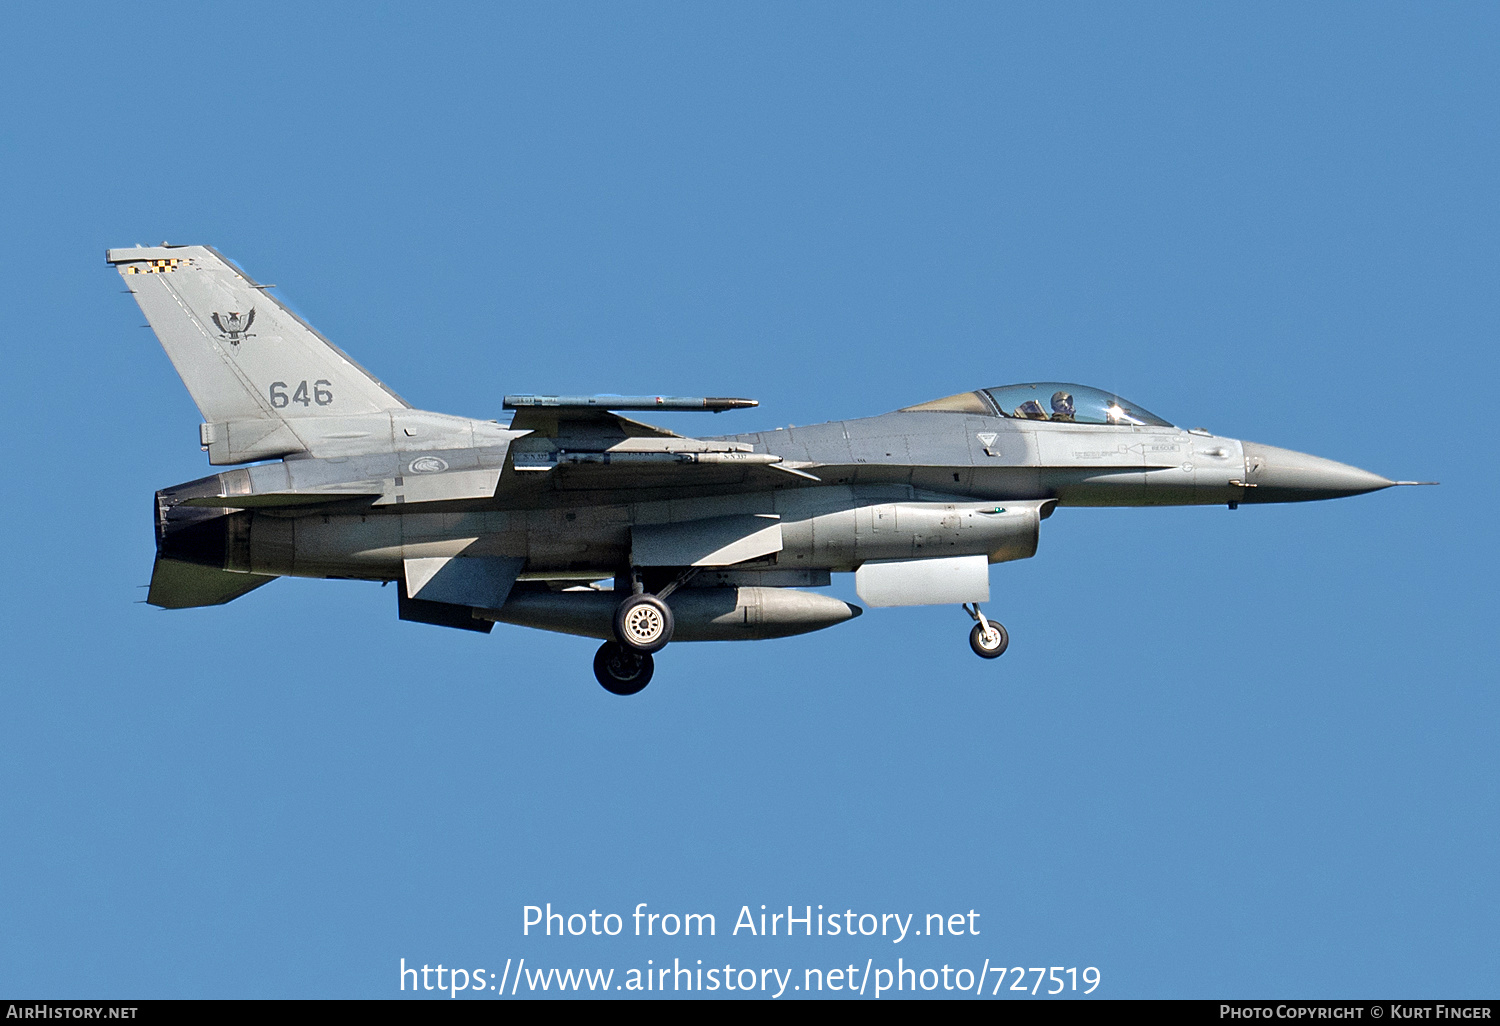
[591,578,1010,691]
[593,642,655,695]
[964,602,1009,659]
[593,569,693,695]
[612,593,673,653]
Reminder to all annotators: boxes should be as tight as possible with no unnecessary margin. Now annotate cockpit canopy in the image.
[901,382,1173,427]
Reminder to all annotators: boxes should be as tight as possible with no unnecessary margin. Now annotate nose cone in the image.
[1241,441,1394,503]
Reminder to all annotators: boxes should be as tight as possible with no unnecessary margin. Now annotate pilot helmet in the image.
[1050,391,1075,417]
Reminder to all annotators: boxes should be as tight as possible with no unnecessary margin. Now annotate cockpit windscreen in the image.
[983,383,1173,427]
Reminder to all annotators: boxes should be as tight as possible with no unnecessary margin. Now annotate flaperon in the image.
[112,244,1428,694]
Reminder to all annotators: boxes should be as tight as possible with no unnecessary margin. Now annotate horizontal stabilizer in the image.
[148,557,276,609]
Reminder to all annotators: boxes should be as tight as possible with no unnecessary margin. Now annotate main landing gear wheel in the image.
[594,641,655,695]
[613,593,674,653]
[969,619,1009,659]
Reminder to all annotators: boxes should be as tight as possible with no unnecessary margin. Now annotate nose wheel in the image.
[964,603,1008,659]
[594,641,655,695]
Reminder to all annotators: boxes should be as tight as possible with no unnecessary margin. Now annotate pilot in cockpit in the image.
[1050,391,1076,422]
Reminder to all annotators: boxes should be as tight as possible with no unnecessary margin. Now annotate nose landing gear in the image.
[964,603,1009,659]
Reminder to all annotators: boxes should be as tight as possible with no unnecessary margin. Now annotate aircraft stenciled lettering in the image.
[268,380,333,408]
[107,243,1432,697]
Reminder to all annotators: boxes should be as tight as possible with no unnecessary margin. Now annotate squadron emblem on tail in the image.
[211,309,256,345]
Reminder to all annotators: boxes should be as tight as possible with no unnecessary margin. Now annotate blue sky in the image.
[0,2,1494,999]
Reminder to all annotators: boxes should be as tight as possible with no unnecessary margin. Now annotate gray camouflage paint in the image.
[112,245,1405,638]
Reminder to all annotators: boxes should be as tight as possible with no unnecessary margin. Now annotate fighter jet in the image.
[112,245,1428,694]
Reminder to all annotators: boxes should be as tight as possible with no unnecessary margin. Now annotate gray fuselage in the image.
[156,403,1392,586]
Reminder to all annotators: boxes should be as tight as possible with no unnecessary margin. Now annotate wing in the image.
[500,394,813,500]
[503,394,756,441]
[501,436,818,501]
[507,404,681,441]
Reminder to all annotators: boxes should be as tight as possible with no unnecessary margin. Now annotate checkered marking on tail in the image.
[124,258,190,274]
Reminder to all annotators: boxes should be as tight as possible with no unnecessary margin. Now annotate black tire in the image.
[969,619,1009,659]
[612,593,675,653]
[593,642,655,695]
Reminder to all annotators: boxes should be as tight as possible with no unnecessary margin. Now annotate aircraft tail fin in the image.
[109,245,410,462]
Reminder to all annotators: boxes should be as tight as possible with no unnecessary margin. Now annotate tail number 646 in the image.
[269,380,333,408]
